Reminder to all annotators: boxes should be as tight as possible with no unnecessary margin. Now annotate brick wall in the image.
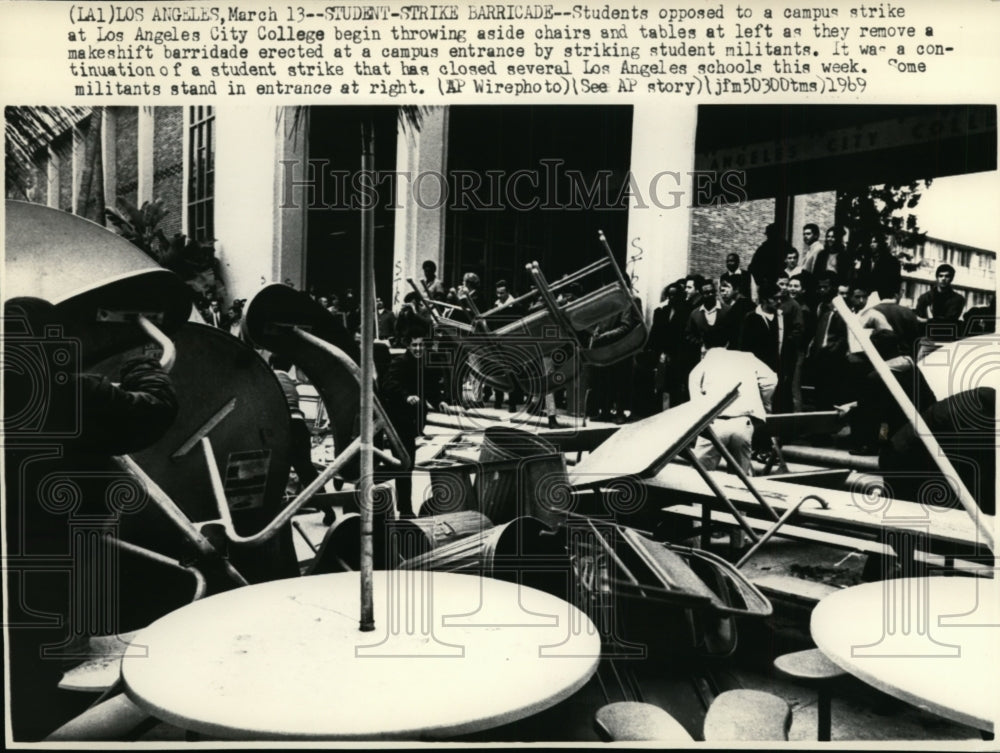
[153,107,184,238]
[114,107,138,208]
[688,198,775,281]
[793,191,837,245]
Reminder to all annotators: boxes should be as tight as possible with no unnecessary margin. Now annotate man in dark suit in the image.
[646,280,693,408]
[718,278,754,349]
[380,320,448,518]
[776,274,806,412]
[806,272,849,408]
[206,298,224,328]
[719,252,751,299]
[739,280,783,374]
[685,279,730,360]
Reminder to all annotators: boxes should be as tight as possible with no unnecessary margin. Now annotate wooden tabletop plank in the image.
[647,463,986,553]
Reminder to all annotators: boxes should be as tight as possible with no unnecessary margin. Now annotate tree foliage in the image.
[837,180,933,249]
[106,198,227,306]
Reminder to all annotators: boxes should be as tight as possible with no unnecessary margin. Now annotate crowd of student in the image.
[196,297,246,337]
[201,232,993,506]
[642,223,994,427]
[286,227,994,437]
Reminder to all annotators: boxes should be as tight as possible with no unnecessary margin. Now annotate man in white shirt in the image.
[782,248,805,279]
[688,328,777,474]
[494,279,516,309]
[800,223,823,271]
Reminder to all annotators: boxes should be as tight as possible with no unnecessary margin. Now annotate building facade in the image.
[895,236,995,308]
[7,104,996,320]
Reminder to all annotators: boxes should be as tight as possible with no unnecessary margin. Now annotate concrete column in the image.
[625,104,698,319]
[71,124,85,214]
[136,107,154,205]
[46,145,60,208]
[213,105,280,303]
[101,109,117,208]
[391,107,449,310]
[273,107,306,291]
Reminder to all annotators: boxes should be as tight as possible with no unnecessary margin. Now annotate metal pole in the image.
[702,426,780,521]
[831,295,994,552]
[111,455,248,587]
[359,121,376,631]
[682,447,761,543]
[136,315,176,373]
[736,494,828,568]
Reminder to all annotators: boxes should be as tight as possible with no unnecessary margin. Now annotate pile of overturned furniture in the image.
[11,201,990,743]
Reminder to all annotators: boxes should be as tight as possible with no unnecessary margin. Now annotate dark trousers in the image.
[667,350,694,407]
[290,417,319,488]
[630,351,659,419]
[808,351,847,409]
[377,429,418,517]
[587,359,635,416]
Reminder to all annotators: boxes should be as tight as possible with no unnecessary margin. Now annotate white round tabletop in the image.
[811,576,999,732]
[122,571,601,740]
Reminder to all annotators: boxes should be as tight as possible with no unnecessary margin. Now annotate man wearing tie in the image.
[206,298,224,328]
[806,272,849,409]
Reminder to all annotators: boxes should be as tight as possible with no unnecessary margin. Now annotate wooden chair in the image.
[594,702,694,742]
[703,689,792,741]
[774,648,846,741]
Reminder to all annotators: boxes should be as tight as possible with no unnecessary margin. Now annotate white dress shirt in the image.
[689,347,777,421]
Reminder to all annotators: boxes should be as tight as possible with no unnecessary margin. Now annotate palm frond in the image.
[281,105,430,147]
[5,106,91,195]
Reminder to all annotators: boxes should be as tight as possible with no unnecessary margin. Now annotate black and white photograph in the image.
[3,1,999,748]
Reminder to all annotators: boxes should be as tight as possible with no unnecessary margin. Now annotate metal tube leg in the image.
[818,689,832,742]
[703,426,780,521]
[682,447,760,543]
[736,494,826,568]
[700,502,712,550]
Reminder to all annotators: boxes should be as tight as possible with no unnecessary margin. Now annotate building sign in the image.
[697,108,997,172]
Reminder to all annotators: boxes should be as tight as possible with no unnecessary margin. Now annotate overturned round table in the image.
[811,576,998,733]
[122,571,601,740]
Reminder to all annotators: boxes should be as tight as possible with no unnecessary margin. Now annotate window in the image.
[187,106,214,241]
[444,106,633,297]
